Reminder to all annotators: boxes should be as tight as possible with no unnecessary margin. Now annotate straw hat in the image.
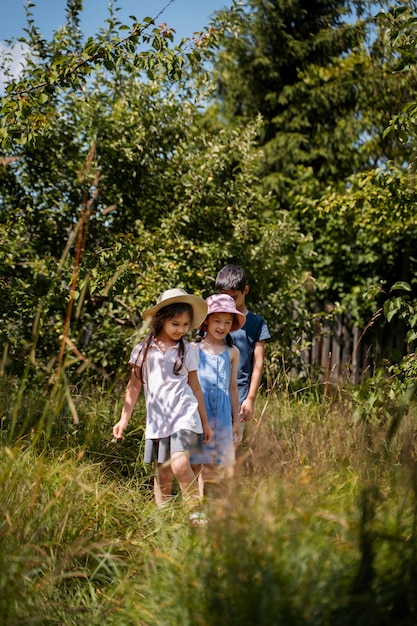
[142,288,208,329]
[205,294,246,331]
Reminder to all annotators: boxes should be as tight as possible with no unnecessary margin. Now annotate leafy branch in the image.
[0,0,198,149]
[379,5,417,149]
[12,3,178,96]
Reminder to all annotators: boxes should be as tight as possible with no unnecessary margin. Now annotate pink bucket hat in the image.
[205,294,246,331]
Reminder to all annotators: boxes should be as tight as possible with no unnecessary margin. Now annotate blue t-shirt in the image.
[230,311,271,404]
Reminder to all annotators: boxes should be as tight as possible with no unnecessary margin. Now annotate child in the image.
[215,265,271,430]
[190,294,245,494]
[112,288,213,507]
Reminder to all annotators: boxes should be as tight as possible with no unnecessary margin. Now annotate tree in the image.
[378,2,417,170]
[1,49,304,381]
[0,0,189,150]
[203,0,417,197]
[187,0,417,376]
[292,165,417,315]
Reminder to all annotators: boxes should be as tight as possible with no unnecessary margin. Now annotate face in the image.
[219,288,248,312]
[206,312,234,339]
[162,312,192,341]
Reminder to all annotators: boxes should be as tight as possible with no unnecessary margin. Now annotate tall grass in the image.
[1,377,417,624]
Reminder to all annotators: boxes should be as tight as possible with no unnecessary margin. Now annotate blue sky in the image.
[0,0,232,43]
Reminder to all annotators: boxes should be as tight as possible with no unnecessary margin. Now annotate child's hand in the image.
[112,421,126,441]
[203,423,213,445]
[239,398,255,422]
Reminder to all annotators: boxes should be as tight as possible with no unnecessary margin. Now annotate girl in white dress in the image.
[113,288,213,506]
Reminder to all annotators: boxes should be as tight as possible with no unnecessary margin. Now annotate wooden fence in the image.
[294,310,410,385]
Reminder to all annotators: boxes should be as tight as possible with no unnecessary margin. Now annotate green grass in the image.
[1,377,417,624]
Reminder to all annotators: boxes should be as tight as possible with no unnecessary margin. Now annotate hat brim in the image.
[142,295,208,329]
[231,311,246,331]
[201,311,246,331]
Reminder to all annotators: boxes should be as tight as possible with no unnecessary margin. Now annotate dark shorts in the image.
[144,429,204,464]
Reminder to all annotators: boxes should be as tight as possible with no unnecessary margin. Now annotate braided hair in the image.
[134,302,193,381]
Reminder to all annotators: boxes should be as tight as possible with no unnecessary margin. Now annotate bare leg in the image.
[154,461,174,506]
[170,451,200,502]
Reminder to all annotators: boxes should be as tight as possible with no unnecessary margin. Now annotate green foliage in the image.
[1,65,304,380]
[0,446,134,625]
[379,3,417,169]
[203,0,414,197]
[350,280,417,433]
[0,1,192,149]
[188,0,417,377]
[4,0,417,391]
[292,165,417,324]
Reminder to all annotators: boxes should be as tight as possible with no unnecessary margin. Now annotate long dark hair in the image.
[134,302,194,381]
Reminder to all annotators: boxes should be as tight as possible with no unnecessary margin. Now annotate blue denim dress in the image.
[190,345,235,467]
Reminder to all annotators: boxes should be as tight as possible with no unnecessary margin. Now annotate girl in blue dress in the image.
[191,294,245,494]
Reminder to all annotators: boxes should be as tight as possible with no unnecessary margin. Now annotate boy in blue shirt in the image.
[215,265,271,431]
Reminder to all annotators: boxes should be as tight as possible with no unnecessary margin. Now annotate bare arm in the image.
[113,368,143,440]
[188,370,213,444]
[239,339,266,422]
